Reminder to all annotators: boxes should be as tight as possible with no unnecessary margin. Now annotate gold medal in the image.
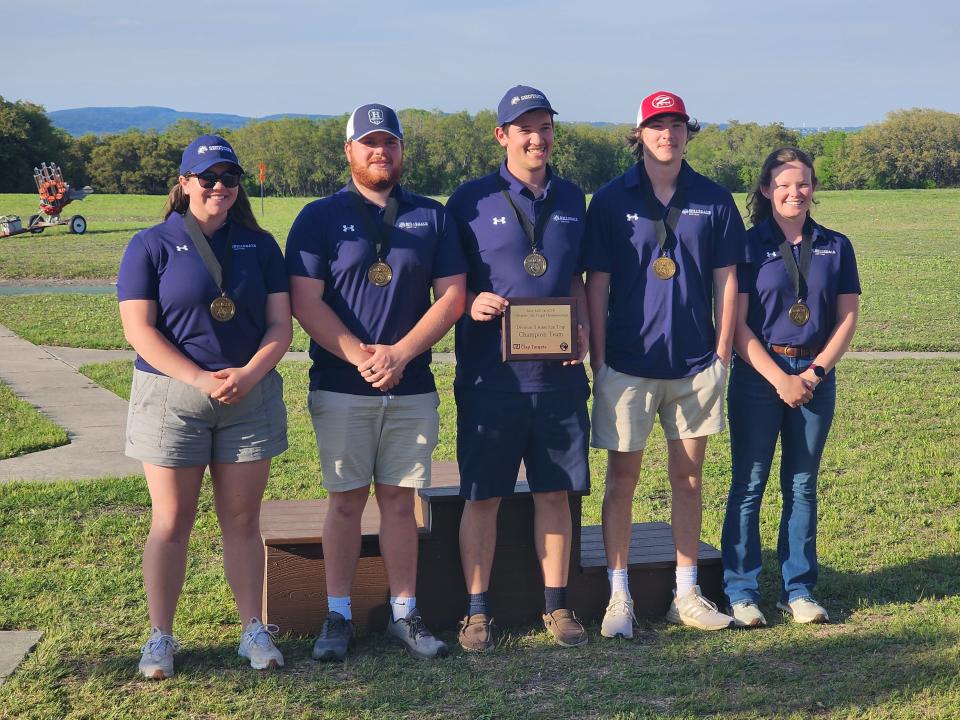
[367,261,393,287]
[523,252,548,277]
[210,295,236,322]
[652,256,677,280]
[788,301,811,326]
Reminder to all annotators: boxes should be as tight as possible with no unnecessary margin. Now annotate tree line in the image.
[3,95,960,197]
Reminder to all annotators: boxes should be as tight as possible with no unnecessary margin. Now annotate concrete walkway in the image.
[0,631,42,686]
[0,325,142,482]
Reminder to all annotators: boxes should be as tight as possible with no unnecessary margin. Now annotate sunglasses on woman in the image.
[187,170,243,189]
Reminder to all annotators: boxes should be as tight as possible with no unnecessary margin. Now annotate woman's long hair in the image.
[163,180,267,234]
[747,147,817,228]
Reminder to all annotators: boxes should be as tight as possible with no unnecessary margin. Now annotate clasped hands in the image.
[776,368,821,408]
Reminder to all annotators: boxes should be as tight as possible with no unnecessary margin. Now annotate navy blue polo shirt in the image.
[117,213,289,375]
[446,162,589,393]
[285,184,467,396]
[740,217,861,349]
[583,161,746,380]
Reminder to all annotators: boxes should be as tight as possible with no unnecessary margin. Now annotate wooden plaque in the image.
[501,297,578,362]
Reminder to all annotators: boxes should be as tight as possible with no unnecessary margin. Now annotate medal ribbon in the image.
[347,180,400,263]
[499,179,556,256]
[183,211,234,298]
[637,168,684,256]
[773,222,813,302]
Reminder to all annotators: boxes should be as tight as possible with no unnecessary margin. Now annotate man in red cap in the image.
[583,91,746,634]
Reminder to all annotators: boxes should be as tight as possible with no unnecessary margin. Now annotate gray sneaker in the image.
[666,586,735,631]
[600,591,636,639]
[138,627,180,680]
[777,597,829,624]
[386,608,449,659]
[312,611,354,662]
[239,618,285,670]
[729,601,768,628]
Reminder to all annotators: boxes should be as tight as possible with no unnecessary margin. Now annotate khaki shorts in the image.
[308,390,440,493]
[591,358,727,452]
[125,368,288,467]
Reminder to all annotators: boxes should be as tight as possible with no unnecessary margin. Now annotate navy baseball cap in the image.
[497,85,557,126]
[179,134,243,176]
[346,103,404,142]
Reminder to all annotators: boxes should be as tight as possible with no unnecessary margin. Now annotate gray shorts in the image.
[125,368,288,467]
[308,390,440,492]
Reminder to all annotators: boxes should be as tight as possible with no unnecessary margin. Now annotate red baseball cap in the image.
[636,91,690,127]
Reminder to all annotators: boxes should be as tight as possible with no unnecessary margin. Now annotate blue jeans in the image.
[721,353,836,605]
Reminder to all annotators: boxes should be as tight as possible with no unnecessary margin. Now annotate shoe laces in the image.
[692,593,722,613]
[247,621,280,648]
[403,613,430,640]
[141,631,180,659]
[608,597,636,621]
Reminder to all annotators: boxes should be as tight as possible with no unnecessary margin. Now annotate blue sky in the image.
[3,0,957,127]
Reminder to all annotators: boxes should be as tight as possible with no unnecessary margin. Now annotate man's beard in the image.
[352,157,402,191]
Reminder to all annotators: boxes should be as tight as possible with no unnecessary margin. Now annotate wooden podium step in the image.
[260,462,722,634]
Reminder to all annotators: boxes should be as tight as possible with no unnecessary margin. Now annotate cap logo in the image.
[652,95,675,109]
[510,96,521,105]
[368,109,384,125]
[196,144,233,156]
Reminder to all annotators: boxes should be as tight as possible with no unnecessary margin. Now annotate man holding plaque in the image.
[286,103,467,660]
[584,91,744,635]
[446,85,590,651]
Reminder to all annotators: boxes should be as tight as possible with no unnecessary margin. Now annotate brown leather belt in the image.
[769,344,817,359]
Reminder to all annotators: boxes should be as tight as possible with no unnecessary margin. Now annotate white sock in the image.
[328,595,352,621]
[676,565,697,596]
[390,596,416,621]
[607,567,631,597]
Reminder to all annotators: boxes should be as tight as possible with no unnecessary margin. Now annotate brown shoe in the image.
[458,613,495,652]
[542,609,588,647]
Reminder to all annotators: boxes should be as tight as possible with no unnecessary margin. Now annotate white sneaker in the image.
[729,601,768,628]
[666,586,735,631]
[138,628,180,680]
[239,618,285,670]
[777,597,829,624]
[600,590,636,639]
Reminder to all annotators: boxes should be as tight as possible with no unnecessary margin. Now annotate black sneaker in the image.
[312,611,354,661]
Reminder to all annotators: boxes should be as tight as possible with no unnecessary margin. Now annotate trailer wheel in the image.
[28,214,45,233]
[69,215,87,234]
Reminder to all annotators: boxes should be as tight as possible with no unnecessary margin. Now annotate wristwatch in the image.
[809,364,826,379]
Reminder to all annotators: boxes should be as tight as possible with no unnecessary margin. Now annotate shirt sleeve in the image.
[712,193,748,269]
[116,232,159,301]
[432,206,469,279]
[285,203,329,280]
[582,192,615,273]
[836,235,862,295]
[261,236,290,294]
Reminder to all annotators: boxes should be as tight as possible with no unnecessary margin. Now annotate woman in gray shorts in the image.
[116,135,292,678]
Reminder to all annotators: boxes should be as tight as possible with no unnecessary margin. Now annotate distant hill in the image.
[47,106,335,136]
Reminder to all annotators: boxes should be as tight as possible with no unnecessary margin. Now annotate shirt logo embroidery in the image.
[232,243,256,250]
[492,217,507,225]
[682,208,712,216]
[626,213,639,222]
[551,214,579,223]
[813,249,837,255]
[175,245,189,252]
[368,109,384,125]
[343,225,355,232]
[397,220,429,229]
[766,251,779,258]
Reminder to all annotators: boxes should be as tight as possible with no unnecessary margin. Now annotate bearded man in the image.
[286,102,467,660]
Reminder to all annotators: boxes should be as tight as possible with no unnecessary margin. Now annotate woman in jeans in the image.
[721,147,860,627]
[118,135,291,677]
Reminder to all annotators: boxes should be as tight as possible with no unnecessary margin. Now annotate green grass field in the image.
[2,189,959,351]
[1,359,959,719]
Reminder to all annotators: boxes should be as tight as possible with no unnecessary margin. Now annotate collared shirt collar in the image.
[499,160,553,201]
[338,182,412,209]
[625,159,694,192]
[760,215,824,247]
